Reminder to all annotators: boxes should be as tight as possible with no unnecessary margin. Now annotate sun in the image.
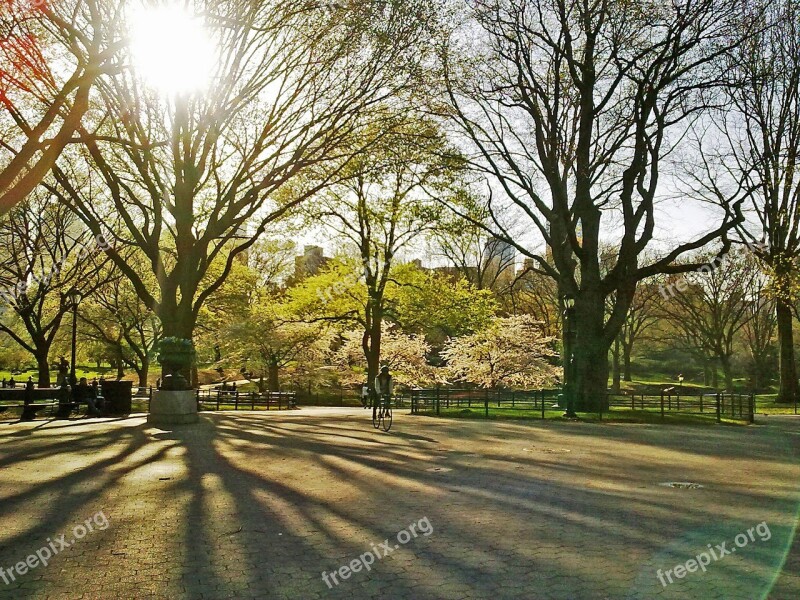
[128,3,216,97]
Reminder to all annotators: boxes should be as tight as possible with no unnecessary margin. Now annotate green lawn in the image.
[0,366,114,385]
[417,406,750,426]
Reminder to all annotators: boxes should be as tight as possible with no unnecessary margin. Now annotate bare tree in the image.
[435,0,751,410]
[0,0,122,215]
[0,194,112,385]
[658,250,758,391]
[696,0,800,402]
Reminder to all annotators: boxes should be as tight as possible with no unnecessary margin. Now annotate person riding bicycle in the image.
[373,365,393,419]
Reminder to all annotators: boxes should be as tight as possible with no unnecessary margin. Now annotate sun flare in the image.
[128,3,216,97]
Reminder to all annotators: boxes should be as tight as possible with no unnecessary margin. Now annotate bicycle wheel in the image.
[381,405,392,432]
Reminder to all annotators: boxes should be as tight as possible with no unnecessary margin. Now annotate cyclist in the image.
[373,365,393,420]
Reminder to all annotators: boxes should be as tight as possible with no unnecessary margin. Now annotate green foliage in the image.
[395,270,498,345]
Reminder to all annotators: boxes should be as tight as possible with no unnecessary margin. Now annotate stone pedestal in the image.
[147,389,199,426]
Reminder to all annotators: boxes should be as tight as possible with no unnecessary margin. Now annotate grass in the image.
[417,406,751,426]
[0,366,114,385]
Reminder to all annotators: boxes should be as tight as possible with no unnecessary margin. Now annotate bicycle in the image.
[372,394,392,432]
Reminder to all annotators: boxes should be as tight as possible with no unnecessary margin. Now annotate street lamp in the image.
[67,288,82,386]
[562,293,578,418]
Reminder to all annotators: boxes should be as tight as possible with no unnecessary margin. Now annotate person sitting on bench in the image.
[74,377,102,416]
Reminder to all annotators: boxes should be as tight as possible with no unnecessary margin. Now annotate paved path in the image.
[0,409,798,599]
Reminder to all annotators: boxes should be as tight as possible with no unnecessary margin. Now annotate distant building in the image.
[482,237,516,289]
[294,245,328,280]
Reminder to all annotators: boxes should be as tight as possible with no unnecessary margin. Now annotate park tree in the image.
[0,193,112,385]
[441,315,558,389]
[305,113,459,394]
[334,324,435,388]
[618,280,663,382]
[741,277,777,391]
[394,269,498,348]
[0,0,122,215]
[692,0,800,403]
[50,0,440,380]
[225,294,331,392]
[657,250,759,391]
[435,0,752,410]
[79,269,161,386]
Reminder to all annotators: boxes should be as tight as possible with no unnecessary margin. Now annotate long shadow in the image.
[0,411,796,599]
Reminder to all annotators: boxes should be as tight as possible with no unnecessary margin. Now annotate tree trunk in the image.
[572,296,610,412]
[35,351,51,388]
[268,362,279,392]
[611,336,621,393]
[720,354,734,392]
[776,299,798,403]
[137,360,149,388]
[623,344,632,382]
[365,300,383,420]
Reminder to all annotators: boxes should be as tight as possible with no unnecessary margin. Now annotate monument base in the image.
[147,389,199,426]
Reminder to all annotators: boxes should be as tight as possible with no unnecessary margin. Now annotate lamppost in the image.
[563,294,578,418]
[67,288,82,386]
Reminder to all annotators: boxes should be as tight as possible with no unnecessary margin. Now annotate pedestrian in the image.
[361,382,370,409]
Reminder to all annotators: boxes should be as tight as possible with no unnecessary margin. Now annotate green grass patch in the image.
[417,405,750,426]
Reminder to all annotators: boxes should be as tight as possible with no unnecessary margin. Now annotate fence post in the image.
[541,390,545,419]
[251,393,255,410]
[716,393,721,423]
[436,385,440,416]
[216,390,220,411]
[631,393,634,410]
[749,394,755,424]
[485,388,489,418]
[660,392,665,420]
[512,391,515,408]
[700,393,703,413]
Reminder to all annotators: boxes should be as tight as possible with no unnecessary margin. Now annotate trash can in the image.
[101,380,133,415]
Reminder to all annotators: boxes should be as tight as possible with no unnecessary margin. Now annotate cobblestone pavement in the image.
[0,408,798,600]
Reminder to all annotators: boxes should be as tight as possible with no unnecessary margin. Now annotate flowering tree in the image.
[333,325,436,389]
[442,316,559,389]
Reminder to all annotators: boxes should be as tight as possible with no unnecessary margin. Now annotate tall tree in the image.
[306,114,458,397]
[51,0,439,377]
[435,0,751,410]
[698,0,800,403]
